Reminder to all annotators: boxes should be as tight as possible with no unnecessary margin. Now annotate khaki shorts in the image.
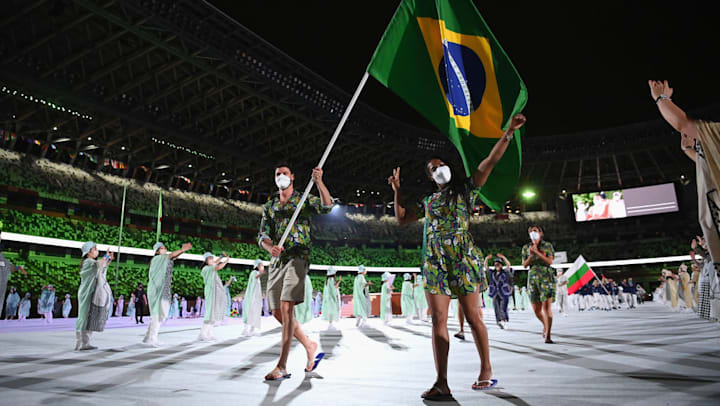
[267,257,308,310]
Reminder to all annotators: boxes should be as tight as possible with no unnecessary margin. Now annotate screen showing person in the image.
[572,183,677,222]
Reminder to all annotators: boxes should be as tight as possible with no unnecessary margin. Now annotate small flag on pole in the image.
[368,0,527,210]
[565,255,596,295]
[156,191,162,243]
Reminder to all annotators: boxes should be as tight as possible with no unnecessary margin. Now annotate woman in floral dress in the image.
[389,114,526,400]
[521,226,556,343]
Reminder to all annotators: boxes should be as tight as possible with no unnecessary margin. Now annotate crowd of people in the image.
[0,148,261,227]
[651,236,720,321]
[649,80,720,320]
[1,147,579,249]
[561,275,645,312]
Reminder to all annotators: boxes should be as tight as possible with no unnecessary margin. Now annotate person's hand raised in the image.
[388,167,401,192]
[508,113,527,131]
[648,80,673,100]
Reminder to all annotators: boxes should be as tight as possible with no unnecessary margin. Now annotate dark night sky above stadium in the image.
[208,1,720,137]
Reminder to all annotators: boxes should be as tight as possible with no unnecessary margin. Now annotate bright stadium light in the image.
[522,190,536,199]
[331,204,341,214]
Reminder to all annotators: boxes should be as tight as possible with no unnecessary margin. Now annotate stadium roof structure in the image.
[1,0,718,207]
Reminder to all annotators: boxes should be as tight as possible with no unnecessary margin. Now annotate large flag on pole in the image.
[565,255,596,295]
[368,0,527,210]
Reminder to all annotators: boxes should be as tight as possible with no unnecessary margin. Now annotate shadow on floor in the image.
[358,326,407,351]
[319,329,343,359]
[260,373,314,405]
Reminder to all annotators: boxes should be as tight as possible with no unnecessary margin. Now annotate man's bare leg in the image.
[267,301,318,378]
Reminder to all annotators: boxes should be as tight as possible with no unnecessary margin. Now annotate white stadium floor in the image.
[0,302,718,405]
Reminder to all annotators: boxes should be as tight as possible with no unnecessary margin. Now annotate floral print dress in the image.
[417,182,486,298]
[521,240,556,303]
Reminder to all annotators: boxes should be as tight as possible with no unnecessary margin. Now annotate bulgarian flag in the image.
[566,255,596,295]
[368,0,527,210]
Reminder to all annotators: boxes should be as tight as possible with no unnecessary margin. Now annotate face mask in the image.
[432,165,452,185]
[275,174,291,190]
[529,231,540,241]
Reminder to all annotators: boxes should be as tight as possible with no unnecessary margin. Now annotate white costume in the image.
[555,271,569,314]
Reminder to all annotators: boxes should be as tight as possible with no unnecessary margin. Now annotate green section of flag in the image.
[368,0,527,210]
[566,255,596,294]
[567,262,591,287]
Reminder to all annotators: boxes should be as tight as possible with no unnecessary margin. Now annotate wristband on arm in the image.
[655,94,671,103]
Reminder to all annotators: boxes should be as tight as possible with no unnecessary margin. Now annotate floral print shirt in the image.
[258,190,332,258]
[521,240,555,273]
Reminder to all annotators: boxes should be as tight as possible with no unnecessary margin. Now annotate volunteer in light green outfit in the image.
[414,274,428,322]
[380,271,393,325]
[0,224,27,319]
[401,273,416,324]
[243,259,265,336]
[321,266,340,330]
[294,274,314,325]
[75,241,114,351]
[353,265,372,327]
[198,252,230,342]
[5,287,20,320]
[143,241,192,347]
[520,286,531,311]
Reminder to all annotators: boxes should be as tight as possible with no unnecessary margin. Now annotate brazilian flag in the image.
[368,0,527,210]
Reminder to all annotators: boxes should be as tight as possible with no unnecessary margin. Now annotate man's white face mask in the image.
[275,174,291,190]
[529,231,540,241]
[432,165,452,185]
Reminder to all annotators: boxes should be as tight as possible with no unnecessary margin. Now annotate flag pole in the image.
[591,269,611,296]
[114,185,127,294]
[272,72,370,263]
[156,191,162,243]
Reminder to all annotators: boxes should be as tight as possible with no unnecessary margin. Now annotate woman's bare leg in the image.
[458,292,492,385]
[531,301,547,337]
[457,305,465,333]
[426,292,451,393]
[542,299,554,342]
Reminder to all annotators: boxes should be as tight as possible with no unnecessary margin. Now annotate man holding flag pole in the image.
[258,163,333,380]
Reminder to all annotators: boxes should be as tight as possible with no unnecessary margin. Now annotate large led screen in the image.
[572,183,678,222]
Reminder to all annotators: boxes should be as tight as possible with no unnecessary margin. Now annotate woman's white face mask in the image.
[529,231,540,241]
[432,165,452,185]
[275,174,291,190]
